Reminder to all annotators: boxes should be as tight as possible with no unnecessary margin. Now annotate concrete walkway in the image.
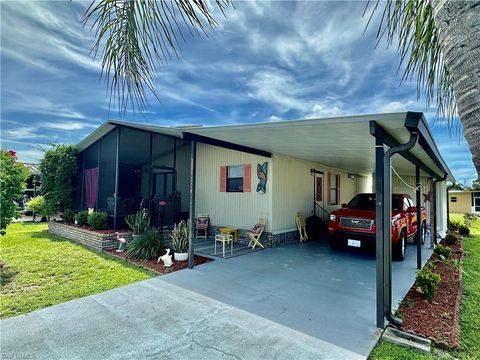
[1,239,432,360]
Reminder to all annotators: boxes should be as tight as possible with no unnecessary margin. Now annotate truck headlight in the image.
[330,214,337,222]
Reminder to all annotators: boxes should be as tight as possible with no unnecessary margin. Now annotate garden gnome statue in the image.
[158,248,173,267]
[115,232,126,252]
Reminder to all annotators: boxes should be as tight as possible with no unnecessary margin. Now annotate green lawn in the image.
[369,233,480,360]
[0,222,154,319]
[450,213,480,236]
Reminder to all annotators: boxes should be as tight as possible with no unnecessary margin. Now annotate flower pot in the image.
[174,252,188,261]
[132,234,145,241]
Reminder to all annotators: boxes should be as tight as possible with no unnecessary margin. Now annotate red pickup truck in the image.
[327,193,427,261]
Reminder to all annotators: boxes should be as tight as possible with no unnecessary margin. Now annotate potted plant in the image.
[125,208,150,240]
[171,219,190,261]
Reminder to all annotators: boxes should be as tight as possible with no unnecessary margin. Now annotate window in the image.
[220,164,251,193]
[315,177,323,202]
[451,196,457,203]
[227,165,244,192]
[329,173,340,205]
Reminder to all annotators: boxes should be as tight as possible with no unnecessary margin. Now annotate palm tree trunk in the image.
[432,0,480,175]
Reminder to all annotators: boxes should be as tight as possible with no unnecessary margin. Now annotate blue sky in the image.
[0,1,477,185]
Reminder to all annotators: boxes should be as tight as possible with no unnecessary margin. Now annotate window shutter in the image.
[336,174,341,205]
[243,164,251,192]
[220,166,227,192]
[327,172,331,205]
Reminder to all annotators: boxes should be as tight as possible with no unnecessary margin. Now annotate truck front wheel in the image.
[393,229,407,261]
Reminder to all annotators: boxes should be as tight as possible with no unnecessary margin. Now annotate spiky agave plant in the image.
[126,229,166,260]
[125,208,150,235]
[170,219,190,253]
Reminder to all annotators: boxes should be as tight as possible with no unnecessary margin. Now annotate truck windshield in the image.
[348,194,403,211]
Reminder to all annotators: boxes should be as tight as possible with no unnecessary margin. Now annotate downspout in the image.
[432,172,448,245]
[383,131,419,328]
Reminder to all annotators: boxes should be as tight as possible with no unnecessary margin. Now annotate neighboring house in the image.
[19,162,40,200]
[449,190,480,214]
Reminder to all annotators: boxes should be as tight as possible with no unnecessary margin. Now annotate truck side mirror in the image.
[407,206,417,212]
[341,203,348,208]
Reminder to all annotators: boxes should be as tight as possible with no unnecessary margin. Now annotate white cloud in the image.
[376,100,417,113]
[269,115,282,122]
[43,121,97,131]
[4,128,39,138]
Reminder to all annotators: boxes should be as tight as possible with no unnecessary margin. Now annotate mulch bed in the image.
[397,238,464,349]
[104,249,212,274]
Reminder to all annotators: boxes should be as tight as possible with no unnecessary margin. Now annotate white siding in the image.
[195,144,272,231]
[271,154,372,233]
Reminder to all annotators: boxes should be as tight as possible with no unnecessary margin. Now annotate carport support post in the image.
[375,137,385,328]
[381,132,418,328]
[188,141,197,269]
[415,165,422,269]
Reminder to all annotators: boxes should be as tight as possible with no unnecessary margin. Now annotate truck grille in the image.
[340,217,373,230]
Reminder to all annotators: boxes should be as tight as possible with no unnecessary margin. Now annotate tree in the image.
[83,0,231,113]
[0,150,29,234]
[39,145,77,212]
[367,0,479,175]
[26,196,56,221]
[450,183,465,191]
[470,178,480,191]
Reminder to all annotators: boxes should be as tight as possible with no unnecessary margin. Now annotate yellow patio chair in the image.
[295,212,308,242]
[248,218,266,250]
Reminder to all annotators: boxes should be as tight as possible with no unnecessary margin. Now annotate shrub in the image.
[416,267,441,301]
[126,230,166,260]
[434,244,451,259]
[27,196,56,219]
[444,233,457,245]
[125,208,150,235]
[0,150,29,234]
[458,225,470,236]
[39,144,77,212]
[463,213,479,228]
[448,220,460,232]
[75,211,89,227]
[87,211,109,230]
[171,219,190,253]
[63,209,75,224]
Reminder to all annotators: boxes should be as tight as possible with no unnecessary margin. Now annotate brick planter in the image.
[48,222,132,251]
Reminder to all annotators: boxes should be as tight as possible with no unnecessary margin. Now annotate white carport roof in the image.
[184,112,454,181]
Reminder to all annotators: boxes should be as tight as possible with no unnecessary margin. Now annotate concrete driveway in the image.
[1,240,432,360]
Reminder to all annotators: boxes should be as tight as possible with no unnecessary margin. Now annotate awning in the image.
[184,112,454,181]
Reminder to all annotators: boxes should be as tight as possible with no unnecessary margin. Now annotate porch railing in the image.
[314,203,330,222]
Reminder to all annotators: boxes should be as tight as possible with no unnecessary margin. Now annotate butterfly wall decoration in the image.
[257,162,268,193]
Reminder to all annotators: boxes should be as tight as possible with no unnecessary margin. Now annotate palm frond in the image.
[83,0,232,114]
[365,0,458,133]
